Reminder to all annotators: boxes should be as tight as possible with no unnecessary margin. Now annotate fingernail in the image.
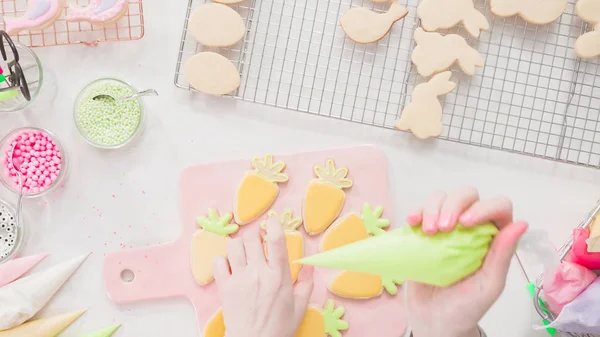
[438,213,454,230]
[422,214,436,232]
[406,211,421,224]
[459,211,473,224]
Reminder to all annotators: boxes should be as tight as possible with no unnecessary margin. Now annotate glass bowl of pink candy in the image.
[0,127,68,198]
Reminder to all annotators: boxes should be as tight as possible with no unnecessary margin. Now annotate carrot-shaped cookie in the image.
[340,3,408,43]
[303,160,353,235]
[204,309,225,337]
[395,71,456,140]
[321,203,399,299]
[234,154,289,225]
[262,209,304,283]
[411,28,485,77]
[418,0,489,37]
[575,0,600,58]
[190,209,239,285]
[296,300,349,337]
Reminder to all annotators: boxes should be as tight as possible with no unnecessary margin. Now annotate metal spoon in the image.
[92,89,159,102]
[8,143,24,228]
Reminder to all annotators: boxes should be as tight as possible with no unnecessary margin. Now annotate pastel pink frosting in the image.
[66,0,127,23]
[3,0,63,34]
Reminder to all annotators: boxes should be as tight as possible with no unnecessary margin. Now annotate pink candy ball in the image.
[2,129,63,195]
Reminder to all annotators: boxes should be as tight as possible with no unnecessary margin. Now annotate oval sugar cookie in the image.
[184,52,241,96]
[189,3,246,47]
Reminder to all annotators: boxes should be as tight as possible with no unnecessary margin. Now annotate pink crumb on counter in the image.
[2,129,63,194]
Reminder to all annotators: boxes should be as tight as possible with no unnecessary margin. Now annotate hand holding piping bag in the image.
[405,187,528,337]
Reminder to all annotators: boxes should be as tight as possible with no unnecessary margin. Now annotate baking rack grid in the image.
[174,0,600,168]
[0,0,145,47]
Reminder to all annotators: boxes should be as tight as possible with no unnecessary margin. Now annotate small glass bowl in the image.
[0,198,24,264]
[0,127,69,198]
[73,78,146,149]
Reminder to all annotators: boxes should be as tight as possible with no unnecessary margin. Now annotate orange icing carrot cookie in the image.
[190,209,239,285]
[262,209,304,283]
[235,154,289,225]
[321,203,400,299]
[204,309,225,337]
[303,160,353,235]
[295,300,349,337]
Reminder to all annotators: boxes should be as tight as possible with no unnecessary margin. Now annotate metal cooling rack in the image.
[0,0,145,47]
[174,0,600,168]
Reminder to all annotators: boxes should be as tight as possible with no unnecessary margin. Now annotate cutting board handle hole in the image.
[121,269,135,283]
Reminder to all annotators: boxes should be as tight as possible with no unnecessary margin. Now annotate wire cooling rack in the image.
[0,0,145,47]
[174,0,600,168]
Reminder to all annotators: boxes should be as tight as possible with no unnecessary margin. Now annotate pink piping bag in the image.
[0,253,48,287]
[296,224,498,287]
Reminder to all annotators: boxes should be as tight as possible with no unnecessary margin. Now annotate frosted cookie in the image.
[575,0,600,58]
[490,0,566,24]
[0,311,86,337]
[411,28,484,77]
[261,210,304,283]
[183,52,241,96]
[189,3,246,47]
[3,0,65,34]
[190,209,239,285]
[340,2,409,43]
[303,160,352,236]
[66,0,128,25]
[395,71,456,140]
[234,154,288,225]
[204,309,225,337]
[321,203,397,299]
[418,0,489,37]
[295,300,349,337]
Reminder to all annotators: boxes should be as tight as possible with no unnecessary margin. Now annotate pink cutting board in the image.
[104,146,407,336]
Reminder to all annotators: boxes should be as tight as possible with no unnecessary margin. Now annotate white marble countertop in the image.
[1,1,600,336]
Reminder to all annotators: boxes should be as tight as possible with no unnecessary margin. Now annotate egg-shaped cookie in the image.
[184,52,241,96]
[189,3,246,47]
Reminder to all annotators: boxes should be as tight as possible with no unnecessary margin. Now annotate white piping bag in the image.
[0,253,49,287]
[0,254,88,330]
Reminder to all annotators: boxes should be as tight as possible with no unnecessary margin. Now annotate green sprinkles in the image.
[76,80,142,146]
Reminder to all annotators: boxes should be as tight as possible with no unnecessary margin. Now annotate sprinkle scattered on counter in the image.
[2,129,62,194]
[75,80,142,147]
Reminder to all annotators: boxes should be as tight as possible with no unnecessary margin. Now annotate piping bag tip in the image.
[76,323,121,337]
[296,223,498,287]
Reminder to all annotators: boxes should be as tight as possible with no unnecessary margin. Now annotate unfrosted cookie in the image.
[411,28,484,77]
[189,3,246,47]
[490,0,566,24]
[184,52,241,96]
[3,0,65,34]
[575,0,600,58]
[395,71,456,140]
[340,3,409,43]
[213,0,246,4]
[418,0,489,37]
[66,0,129,25]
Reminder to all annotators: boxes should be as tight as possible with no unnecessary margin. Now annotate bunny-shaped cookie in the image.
[490,0,566,24]
[411,28,484,77]
[418,0,489,37]
[395,72,456,140]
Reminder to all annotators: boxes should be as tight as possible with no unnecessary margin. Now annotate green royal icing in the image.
[76,324,121,337]
[361,203,391,236]
[197,208,239,236]
[381,275,403,295]
[322,300,349,337]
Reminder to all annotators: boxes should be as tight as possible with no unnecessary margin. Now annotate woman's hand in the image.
[212,218,314,337]
[405,187,528,337]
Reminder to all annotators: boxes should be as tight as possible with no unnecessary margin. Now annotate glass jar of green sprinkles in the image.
[74,78,146,149]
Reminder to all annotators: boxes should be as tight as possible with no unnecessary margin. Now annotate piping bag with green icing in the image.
[296,223,498,287]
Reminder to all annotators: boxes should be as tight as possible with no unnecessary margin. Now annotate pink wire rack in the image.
[0,0,145,47]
